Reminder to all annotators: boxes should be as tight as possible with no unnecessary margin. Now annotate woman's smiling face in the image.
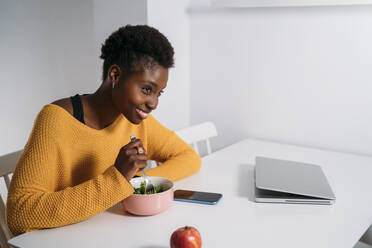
[112,65,168,124]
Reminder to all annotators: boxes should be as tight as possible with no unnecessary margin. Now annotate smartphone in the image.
[174,189,223,205]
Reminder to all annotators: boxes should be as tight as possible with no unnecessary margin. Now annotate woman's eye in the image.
[142,87,152,95]
[158,90,164,97]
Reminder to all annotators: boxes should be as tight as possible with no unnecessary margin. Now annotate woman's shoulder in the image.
[50,97,73,116]
[33,98,74,129]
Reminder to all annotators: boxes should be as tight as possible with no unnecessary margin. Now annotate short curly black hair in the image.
[100,25,174,81]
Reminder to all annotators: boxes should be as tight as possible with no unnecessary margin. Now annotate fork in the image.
[141,170,154,194]
[130,135,155,194]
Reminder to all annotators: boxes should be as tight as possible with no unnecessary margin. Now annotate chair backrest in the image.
[176,121,217,155]
[0,149,22,247]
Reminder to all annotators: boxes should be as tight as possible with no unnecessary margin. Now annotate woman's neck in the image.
[83,82,121,130]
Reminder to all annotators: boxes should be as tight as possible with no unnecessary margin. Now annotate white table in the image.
[9,138,372,248]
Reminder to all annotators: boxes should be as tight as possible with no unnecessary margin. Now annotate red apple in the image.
[170,226,202,248]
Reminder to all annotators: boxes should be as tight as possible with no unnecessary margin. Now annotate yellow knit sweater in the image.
[6,104,201,235]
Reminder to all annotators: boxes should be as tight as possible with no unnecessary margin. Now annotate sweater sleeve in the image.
[6,109,134,235]
[142,115,202,181]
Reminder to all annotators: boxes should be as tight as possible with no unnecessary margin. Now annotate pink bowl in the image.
[122,176,174,216]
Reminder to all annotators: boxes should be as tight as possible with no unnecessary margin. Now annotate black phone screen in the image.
[174,190,222,204]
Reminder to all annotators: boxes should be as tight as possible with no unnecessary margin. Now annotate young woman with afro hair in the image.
[7,25,201,235]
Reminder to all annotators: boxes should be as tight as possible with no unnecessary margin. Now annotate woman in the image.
[6,25,201,235]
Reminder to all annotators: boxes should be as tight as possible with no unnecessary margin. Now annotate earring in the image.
[112,83,115,89]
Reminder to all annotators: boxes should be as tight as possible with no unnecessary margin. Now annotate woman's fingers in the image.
[124,149,148,168]
[124,148,138,156]
[137,147,145,154]
[114,137,148,181]
[136,158,148,170]
[125,138,146,155]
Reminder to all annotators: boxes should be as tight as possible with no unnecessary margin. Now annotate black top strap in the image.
[70,94,85,124]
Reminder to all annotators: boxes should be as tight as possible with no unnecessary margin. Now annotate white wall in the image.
[0,0,97,156]
[147,0,191,129]
[190,5,372,156]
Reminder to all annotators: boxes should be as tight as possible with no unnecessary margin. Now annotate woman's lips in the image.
[135,108,149,119]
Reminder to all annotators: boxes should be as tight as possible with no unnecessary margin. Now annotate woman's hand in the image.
[114,138,147,181]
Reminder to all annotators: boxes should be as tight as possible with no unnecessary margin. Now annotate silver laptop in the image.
[254,157,336,205]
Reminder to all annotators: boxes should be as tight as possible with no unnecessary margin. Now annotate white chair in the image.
[176,121,217,156]
[355,241,372,248]
[0,150,22,248]
[359,225,372,247]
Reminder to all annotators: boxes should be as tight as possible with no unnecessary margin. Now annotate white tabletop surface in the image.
[9,138,372,248]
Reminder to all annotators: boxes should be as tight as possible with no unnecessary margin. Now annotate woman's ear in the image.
[109,65,121,84]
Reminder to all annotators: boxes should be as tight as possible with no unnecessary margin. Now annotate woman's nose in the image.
[147,96,158,110]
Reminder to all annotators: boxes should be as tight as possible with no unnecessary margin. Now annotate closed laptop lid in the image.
[255,157,336,200]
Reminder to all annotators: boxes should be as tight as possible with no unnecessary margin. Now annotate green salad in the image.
[134,181,163,195]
